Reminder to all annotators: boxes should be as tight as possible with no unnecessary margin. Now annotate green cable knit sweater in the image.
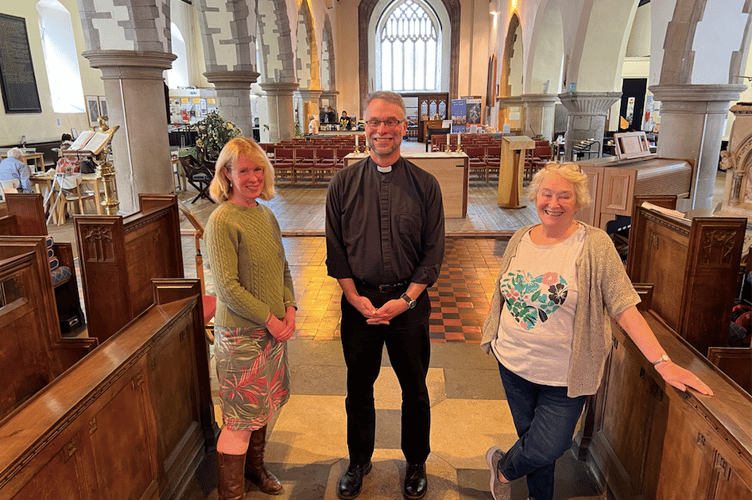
[205,202,296,328]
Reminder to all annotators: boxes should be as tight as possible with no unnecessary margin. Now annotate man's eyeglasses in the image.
[365,118,405,128]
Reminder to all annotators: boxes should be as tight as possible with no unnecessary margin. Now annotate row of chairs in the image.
[464,146,501,183]
[430,134,501,152]
[271,147,356,184]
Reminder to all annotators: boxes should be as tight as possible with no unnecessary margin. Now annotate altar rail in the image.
[0,279,215,499]
[75,194,184,343]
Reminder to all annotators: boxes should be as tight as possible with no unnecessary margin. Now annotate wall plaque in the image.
[0,13,42,113]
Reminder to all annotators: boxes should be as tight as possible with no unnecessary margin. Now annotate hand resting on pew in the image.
[614,306,714,396]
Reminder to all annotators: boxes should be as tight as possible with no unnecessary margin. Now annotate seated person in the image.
[0,147,32,193]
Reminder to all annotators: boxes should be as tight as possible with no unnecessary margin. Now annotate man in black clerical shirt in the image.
[325,91,445,500]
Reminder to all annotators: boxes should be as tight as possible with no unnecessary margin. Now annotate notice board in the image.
[0,13,42,113]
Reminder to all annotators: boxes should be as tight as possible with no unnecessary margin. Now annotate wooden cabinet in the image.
[574,156,693,229]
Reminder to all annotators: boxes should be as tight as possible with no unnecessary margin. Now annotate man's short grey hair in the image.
[6,147,23,159]
[365,91,406,119]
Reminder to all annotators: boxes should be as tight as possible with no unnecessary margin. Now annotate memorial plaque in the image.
[0,13,42,113]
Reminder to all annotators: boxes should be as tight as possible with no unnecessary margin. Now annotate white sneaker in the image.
[485,446,512,500]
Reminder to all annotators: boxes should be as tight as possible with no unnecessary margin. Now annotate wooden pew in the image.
[0,193,86,332]
[75,193,184,343]
[0,279,216,499]
[0,237,97,421]
[580,310,752,500]
[625,196,746,355]
[707,346,752,394]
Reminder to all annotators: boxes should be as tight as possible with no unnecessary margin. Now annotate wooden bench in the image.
[0,236,97,421]
[74,194,184,343]
[0,279,216,499]
[0,193,87,333]
[708,346,752,394]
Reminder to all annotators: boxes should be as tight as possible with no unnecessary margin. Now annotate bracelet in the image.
[651,353,671,366]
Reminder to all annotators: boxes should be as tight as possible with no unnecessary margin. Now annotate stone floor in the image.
[44,147,726,499]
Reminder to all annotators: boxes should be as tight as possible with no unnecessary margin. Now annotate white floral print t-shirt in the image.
[491,225,586,386]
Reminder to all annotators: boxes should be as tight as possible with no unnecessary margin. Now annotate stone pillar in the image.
[260,82,299,143]
[83,50,176,214]
[521,93,559,141]
[650,84,746,211]
[204,70,259,140]
[558,92,621,161]
[298,87,323,129]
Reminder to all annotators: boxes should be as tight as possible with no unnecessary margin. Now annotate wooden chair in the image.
[179,155,214,203]
[60,174,96,216]
[313,147,336,183]
[273,147,294,182]
[293,147,316,183]
[465,146,488,182]
[335,148,353,170]
[485,146,501,183]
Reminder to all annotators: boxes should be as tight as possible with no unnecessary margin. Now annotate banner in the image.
[451,99,466,133]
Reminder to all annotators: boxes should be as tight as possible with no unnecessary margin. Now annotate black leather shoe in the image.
[403,463,427,499]
[337,461,372,500]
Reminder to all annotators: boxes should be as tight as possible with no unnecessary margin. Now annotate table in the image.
[30,173,103,224]
[344,152,469,218]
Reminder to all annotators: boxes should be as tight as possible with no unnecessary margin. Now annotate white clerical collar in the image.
[377,165,392,173]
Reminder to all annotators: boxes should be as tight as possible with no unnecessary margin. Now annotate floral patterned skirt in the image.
[214,325,290,431]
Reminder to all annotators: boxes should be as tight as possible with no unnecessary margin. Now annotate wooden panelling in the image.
[626,202,745,355]
[582,311,752,500]
[0,280,216,500]
[75,194,184,343]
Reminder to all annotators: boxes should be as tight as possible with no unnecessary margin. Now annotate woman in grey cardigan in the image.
[481,162,712,500]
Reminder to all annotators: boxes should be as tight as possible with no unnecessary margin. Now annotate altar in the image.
[344,152,469,218]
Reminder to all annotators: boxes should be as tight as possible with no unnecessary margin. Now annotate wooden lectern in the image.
[498,135,534,208]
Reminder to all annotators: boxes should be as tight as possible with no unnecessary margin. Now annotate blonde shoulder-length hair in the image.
[527,162,591,208]
[209,137,275,203]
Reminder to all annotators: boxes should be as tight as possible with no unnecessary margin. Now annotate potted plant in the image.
[193,111,242,164]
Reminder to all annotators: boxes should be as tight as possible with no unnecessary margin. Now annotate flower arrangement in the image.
[193,111,241,163]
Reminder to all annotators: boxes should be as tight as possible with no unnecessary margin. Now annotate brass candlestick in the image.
[93,121,120,215]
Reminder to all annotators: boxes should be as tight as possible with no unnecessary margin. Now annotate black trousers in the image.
[340,286,431,466]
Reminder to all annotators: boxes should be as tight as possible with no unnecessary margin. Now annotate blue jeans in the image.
[496,360,586,500]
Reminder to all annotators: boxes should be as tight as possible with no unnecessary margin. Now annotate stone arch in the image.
[296,0,320,89]
[501,13,522,98]
[255,0,295,82]
[358,0,460,112]
[322,14,336,90]
[660,0,751,85]
[525,0,563,94]
[77,0,170,52]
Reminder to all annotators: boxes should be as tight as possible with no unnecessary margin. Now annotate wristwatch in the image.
[651,354,671,366]
[400,293,416,309]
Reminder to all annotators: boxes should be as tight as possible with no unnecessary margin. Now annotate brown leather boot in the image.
[245,425,283,495]
[217,452,246,500]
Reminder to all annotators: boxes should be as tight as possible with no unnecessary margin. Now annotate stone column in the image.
[204,70,259,140]
[83,50,176,214]
[521,93,559,141]
[650,84,746,211]
[260,82,300,143]
[558,92,621,161]
[298,87,323,130]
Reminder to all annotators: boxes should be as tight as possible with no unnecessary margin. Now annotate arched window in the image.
[36,0,85,113]
[166,22,188,88]
[376,0,441,92]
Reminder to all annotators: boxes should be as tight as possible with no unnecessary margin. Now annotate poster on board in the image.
[451,99,466,134]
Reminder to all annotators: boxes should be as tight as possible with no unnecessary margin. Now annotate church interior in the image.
[0,1,751,499]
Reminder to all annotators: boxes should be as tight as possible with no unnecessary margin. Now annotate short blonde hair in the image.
[209,137,275,203]
[527,162,591,208]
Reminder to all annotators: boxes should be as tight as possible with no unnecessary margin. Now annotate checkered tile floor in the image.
[182,235,508,343]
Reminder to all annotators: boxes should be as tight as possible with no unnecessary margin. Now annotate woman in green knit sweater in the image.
[205,137,296,499]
